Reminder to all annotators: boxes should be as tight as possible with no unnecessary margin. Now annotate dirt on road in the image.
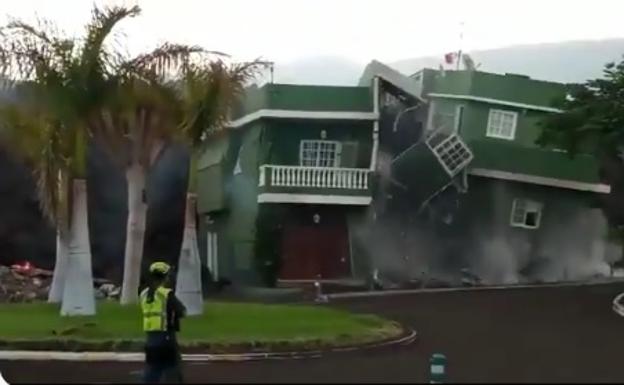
[3,282,624,383]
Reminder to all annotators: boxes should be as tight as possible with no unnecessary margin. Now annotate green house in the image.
[196,62,615,287]
[378,68,614,285]
[196,82,379,284]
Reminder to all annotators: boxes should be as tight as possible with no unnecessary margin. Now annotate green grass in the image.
[0,302,400,349]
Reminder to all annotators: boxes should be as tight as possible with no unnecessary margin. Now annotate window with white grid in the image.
[299,140,341,167]
[486,109,518,140]
[510,199,543,229]
[430,134,473,176]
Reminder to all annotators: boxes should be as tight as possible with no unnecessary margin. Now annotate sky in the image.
[2,0,624,65]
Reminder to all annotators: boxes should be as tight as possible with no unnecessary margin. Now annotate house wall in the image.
[460,100,550,147]
[197,123,264,284]
[235,84,373,117]
[426,70,566,107]
[352,177,613,285]
[262,119,374,168]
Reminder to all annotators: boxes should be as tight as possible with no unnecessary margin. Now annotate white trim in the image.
[206,232,218,281]
[258,193,372,205]
[425,100,436,132]
[486,109,518,140]
[469,168,611,194]
[370,77,380,171]
[228,109,378,128]
[428,93,563,113]
[426,134,474,177]
[454,104,465,133]
[299,140,342,167]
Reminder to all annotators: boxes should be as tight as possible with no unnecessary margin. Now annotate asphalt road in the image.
[3,282,624,383]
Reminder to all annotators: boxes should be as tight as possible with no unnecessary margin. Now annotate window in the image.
[510,199,543,229]
[487,109,517,140]
[429,134,473,176]
[428,102,463,135]
[299,140,341,167]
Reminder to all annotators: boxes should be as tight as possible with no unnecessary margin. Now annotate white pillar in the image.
[61,179,96,316]
[120,161,148,305]
[176,193,203,316]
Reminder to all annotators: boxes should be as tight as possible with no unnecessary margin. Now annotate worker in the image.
[141,261,186,383]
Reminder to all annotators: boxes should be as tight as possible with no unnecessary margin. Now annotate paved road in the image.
[3,283,624,383]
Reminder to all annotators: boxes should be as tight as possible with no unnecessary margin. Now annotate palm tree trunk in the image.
[47,230,69,303]
[48,169,71,303]
[60,178,96,316]
[120,160,147,305]
[175,192,203,315]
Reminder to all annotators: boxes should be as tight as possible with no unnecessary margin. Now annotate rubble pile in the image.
[0,263,52,302]
[0,262,121,303]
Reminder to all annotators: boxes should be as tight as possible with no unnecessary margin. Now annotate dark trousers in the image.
[143,333,184,383]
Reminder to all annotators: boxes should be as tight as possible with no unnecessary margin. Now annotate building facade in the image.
[196,62,617,287]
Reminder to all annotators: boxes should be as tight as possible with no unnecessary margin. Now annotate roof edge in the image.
[469,168,610,194]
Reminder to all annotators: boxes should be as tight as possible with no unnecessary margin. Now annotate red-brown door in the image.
[280,223,350,280]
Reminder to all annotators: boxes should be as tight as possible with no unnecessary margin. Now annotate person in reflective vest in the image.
[141,261,186,383]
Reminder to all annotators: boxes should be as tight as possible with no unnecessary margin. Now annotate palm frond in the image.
[179,58,267,146]
[0,101,71,227]
[122,43,224,81]
[81,5,140,81]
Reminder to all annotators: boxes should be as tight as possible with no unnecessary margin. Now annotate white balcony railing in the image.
[259,165,370,190]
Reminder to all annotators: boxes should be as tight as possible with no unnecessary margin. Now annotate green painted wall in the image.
[196,136,230,214]
[235,83,373,117]
[262,120,373,168]
[427,70,566,108]
[219,123,263,283]
[458,100,549,146]
[427,98,602,184]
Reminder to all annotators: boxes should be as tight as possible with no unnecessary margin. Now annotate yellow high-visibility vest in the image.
[140,286,171,332]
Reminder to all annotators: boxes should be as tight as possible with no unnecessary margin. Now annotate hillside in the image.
[270,39,624,85]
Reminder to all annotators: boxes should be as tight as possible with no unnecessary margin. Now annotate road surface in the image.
[3,282,624,383]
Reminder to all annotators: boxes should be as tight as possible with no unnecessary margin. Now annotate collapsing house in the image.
[195,60,617,288]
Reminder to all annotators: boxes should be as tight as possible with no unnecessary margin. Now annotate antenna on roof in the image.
[457,21,465,71]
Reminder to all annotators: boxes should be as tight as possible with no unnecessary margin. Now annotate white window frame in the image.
[428,134,474,177]
[510,199,543,230]
[454,104,465,133]
[299,140,342,168]
[486,109,518,140]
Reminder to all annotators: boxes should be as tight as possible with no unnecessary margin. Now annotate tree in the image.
[173,60,265,314]
[537,56,624,158]
[0,5,143,315]
[537,56,624,269]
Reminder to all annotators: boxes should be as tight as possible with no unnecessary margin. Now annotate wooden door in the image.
[280,223,350,280]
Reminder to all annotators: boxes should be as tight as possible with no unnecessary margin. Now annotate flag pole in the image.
[457,21,464,70]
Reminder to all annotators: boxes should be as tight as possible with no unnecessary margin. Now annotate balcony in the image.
[258,165,372,205]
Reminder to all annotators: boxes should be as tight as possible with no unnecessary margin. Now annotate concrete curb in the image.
[612,292,624,317]
[0,329,417,362]
[327,279,624,300]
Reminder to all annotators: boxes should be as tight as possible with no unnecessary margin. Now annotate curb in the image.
[613,292,624,317]
[327,279,624,300]
[0,329,416,362]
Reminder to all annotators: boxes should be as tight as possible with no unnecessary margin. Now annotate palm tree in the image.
[0,5,143,315]
[1,4,265,309]
[173,60,265,314]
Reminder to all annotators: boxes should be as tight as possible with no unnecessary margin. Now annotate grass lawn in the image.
[0,301,401,351]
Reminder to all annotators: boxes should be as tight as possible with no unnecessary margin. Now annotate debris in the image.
[0,262,120,303]
[0,263,51,302]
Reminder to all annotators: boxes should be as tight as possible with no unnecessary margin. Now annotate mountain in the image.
[270,56,363,86]
[392,39,624,83]
[270,39,624,86]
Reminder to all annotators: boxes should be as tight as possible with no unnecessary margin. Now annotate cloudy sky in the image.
[2,0,624,65]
